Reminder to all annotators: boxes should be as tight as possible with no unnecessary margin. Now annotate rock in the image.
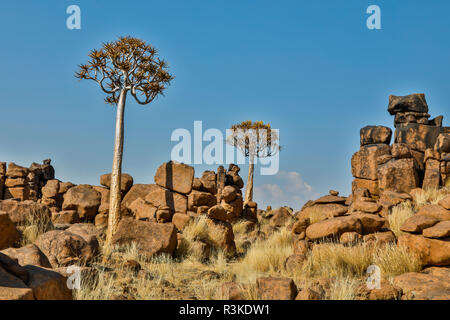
[305,216,363,241]
[0,211,20,250]
[35,230,98,268]
[284,254,307,272]
[1,244,51,268]
[100,173,133,193]
[62,184,102,220]
[425,148,441,162]
[422,221,450,239]
[378,191,412,215]
[220,282,244,300]
[5,178,28,188]
[41,180,60,199]
[92,186,110,215]
[6,163,29,178]
[351,144,391,180]
[192,178,203,191]
[352,178,380,196]
[398,234,450,266]
[395,123,442,153]
[423,159,441,190]
[416,204,450,221]
[377,159,419,194]
[172,213,191,231]
[291,218,310,235]
[156,207,172,223]
[297,203,348,223]
[120,184,161,216]
[388,93,428,115]
[391,143,412,159]
[400,215,439,233]
[94,212,108,228]
[293,240,309,256]
[188,190,217,209]
[0,264,34,300]
[295,288,322,300]
[154,161,194,195]
[111,218,177,259]
[52,210,80,224]
[363,231,396,247]
[313,195,347,205]
[352,198,382,213]
[435,133,450,153]
[128,198,157,221]
[24,265,73,300]
[207,205,232,222]
[360,126,392,146]
[145,188,188,214]
[329,190,339,196]
[206,218,236,257]
[356,279,401,300]
[4,186,30,201]
[270,207,294,227]
[352,213,386,234]
[220,195,243,219]
[256,277,297,300]
[0,199,51,225]
[438,195,450,210]
[393,267,450,300]
[226,171,244,189]
[66,223,100,252]
[200,171,217,194]
[222,185,237,203]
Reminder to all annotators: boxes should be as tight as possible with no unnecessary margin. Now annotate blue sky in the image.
[0,1,449,210]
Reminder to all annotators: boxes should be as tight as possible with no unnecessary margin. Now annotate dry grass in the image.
[413,187,449,208]
[16,210,54,245]
[328,276,361,300]
[388,202,415,237]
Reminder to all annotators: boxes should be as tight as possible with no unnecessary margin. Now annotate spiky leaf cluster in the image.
[75,36,174,105]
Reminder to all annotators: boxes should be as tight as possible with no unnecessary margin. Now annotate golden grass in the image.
[17,209,54,245]
[388,202,415,237]
[413,187,449,208]
[327,276,361,300]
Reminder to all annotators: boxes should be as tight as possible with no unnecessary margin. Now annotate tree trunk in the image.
[244,157,255,205]
[105,89,127,247]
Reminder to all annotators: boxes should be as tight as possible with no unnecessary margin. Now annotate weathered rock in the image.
[416,204,450,221]
[305,216,363,241]
[393,267,450,300]
[352,144,391,180]
[291,218,310,235]
[52,210,80,225]
[313,195,347,205]
[220,195,243,219]
[0,211,20,250]
[155,206,172,223]
[360,126,392,146]
[423,159,441,190]
[222,185,237,203]
[128,198,157,221]
[388,93,428,115]
[35,230,98,268]
[391,143,412,159]
[41,179,60,199]
[100,173,134,193]
[6,163,29,178]
[363,231,396,247]
[438,195,450,210]
[92,186,110,215]
[206,218,236,257]
[295,288,322,300]
[200,171,217,194]
[62,185,101,220]
[188,190,217,209]
[66,223,100,253]
[378,191,412,215]
[1,244,51,268]
[120,184,161,216]
[207,205,232,222]
[395,123,442,153]
[377,159,419,193]
[400,215,439,234]
[293,240,309,256]
[0,200,52,225]
[352,178,380,196]
[111,218,177,259]
[172,213,191,231]
[94,212,108,228]
[270,207,294,227]
[297,203,348,223]
[422,221,450,239]
[4,186,30,200]
[24,265,73,300]
[145,188,188,214]
[154,161,194,195]
[352,213,386,234]
[435,133,450,153]
[340,232,362,245]
[356,279,401,300]
[398,234,450,266]
[256,277,297,300]
[284,254,307,272]
[352,198,382,213]
[220,282,244,300]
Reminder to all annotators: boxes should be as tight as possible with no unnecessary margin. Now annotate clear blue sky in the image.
[0,0,449,210]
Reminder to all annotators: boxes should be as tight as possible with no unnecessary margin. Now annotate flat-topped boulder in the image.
[154,161,194,195]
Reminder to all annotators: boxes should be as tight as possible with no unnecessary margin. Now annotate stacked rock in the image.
[0,162,5,199]
[3,163,30,201]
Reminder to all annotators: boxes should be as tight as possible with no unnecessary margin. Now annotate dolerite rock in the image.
[398,234,450,266]
[0,199,51,225]
[305,216,363,241]
[188,190,217,211]
[422,221,450,239]
[360,126,392,146]
[120,184,161,216]
[111,218,177,259]
[416,204,450,221]
[388,93,429,115]
[92,186,110,215]
[51,210,80,225]
[0,211,20,250]
[154,161,194,195]
[62,184,102,220]
[199,171,217,194]
[1,244,51,268]
[395,123,442,153]
[128,198,157,221]
[352,178,380,196]
[423,158,441,190]
[393,267,450,300]
[269,207,294,227]
[400,215,439,234]
[208,205,232,222]
[377,158,419,193]
[35,229,99,268]
[438,195,450,210]
[435,133,450,153]
[391,143,412,159]
[206,218,236,257]
[100,173,134,194]
[256,277,298,300]
[351,144,391,181]
[220,282,245,300]
[145,187,188,214]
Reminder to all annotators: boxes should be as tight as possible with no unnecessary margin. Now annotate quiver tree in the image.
[226,121,280,205]
[75,36,174,247]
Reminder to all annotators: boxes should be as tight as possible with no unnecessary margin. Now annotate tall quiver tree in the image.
[75,36,174,247]
[226,121,280,205]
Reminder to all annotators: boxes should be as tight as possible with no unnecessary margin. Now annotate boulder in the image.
[360,126,392,146]
[305,216,363,241]
[220,282,244,300]
[1,244,51,268]
[416,204,450,221]
[100,173,134,193]
[400,215,439,233]
[313,195,346,205]
[188,190,217,209]
[256,277,297,300]
[423,159,441,190]
[393,267,450,300]
[377,159,419,194]
[154,161,194,195]
[351,144,391,180]
[422,221,450,239]
[270,207,294,227]
[0,265,34,300]
[340,232,362,245]
[435,133,450,153]
[297,203,348,223]
[128,198,157,221]
[35,230,98,268]
[24,265,73,300]
[92,186,110,215]
[222,185,237,203]
[62,185,101,220]
[438,195,450,210]
[395,123,442,152]
[111,218,177,259]
[120,184,161,216]
[388,93,428,115]
[206,218,236,257]
[352,213,386,234]
[352,178,380,196]
[220,195,243,219]
[0,199,51,224]
[172,213,191,231]
[352,198,381,213]
[391,143,412,159]
[51,210,80,225]
[0,211,20,250]
[207,205,232,222]
[145,188,188,214]
[398,234,450,266]
[363,231,396,247]
[6,163,29,178]
[199,171,217,194]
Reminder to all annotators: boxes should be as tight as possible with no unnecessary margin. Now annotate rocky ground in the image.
[0,93,449,300]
